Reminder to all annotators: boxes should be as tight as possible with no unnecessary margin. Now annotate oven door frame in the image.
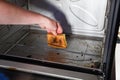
[103,0,120,80]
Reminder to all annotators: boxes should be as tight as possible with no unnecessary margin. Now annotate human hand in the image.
[0,0,63,35]
[38,15,63,35]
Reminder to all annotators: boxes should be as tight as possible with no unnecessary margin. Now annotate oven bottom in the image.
[0,28,103,69]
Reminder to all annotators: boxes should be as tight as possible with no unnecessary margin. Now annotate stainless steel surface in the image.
[0,25,29,54]
[0,60,99,80]
[0,68,66,80]
[2,29,103,69]
[29,0,108,37]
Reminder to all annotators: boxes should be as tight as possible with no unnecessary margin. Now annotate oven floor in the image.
[4,30,103,69]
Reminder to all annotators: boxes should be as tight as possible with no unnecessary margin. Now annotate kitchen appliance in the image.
[0,0,120,80]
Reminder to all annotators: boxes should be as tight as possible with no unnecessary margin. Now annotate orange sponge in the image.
[47,33,67,49]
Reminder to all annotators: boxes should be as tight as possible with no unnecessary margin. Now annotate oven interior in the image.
[0,26,103,69]
[0,0,111,76]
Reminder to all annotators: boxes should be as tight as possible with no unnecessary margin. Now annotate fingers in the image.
[50,26,57,36]
[46,29,51,33]
[56,22,63,34]
[50,22,63,35]
[46,26,57,36]
[45,22,63,36]
[51,31,57,36]
[39,16,63,35]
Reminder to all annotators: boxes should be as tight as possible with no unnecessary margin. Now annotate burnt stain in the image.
[45,51,66,63]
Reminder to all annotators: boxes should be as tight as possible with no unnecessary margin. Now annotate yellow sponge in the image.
[47,33,67,49]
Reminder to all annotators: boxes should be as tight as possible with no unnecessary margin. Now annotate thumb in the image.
[51,31,57,36]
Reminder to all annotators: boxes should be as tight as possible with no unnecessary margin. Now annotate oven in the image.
[0,0,120,80]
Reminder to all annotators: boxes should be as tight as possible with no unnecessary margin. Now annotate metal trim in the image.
[103,0,120,80]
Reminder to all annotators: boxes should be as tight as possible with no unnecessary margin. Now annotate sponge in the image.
[47,33,67,49]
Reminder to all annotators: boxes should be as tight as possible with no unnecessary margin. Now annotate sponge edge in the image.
[47,33,67,49]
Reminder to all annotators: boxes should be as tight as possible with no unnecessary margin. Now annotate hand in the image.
[0,0,62,35]
[38,15,63,35]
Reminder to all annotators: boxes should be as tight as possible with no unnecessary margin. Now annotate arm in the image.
[0,0,63,35]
